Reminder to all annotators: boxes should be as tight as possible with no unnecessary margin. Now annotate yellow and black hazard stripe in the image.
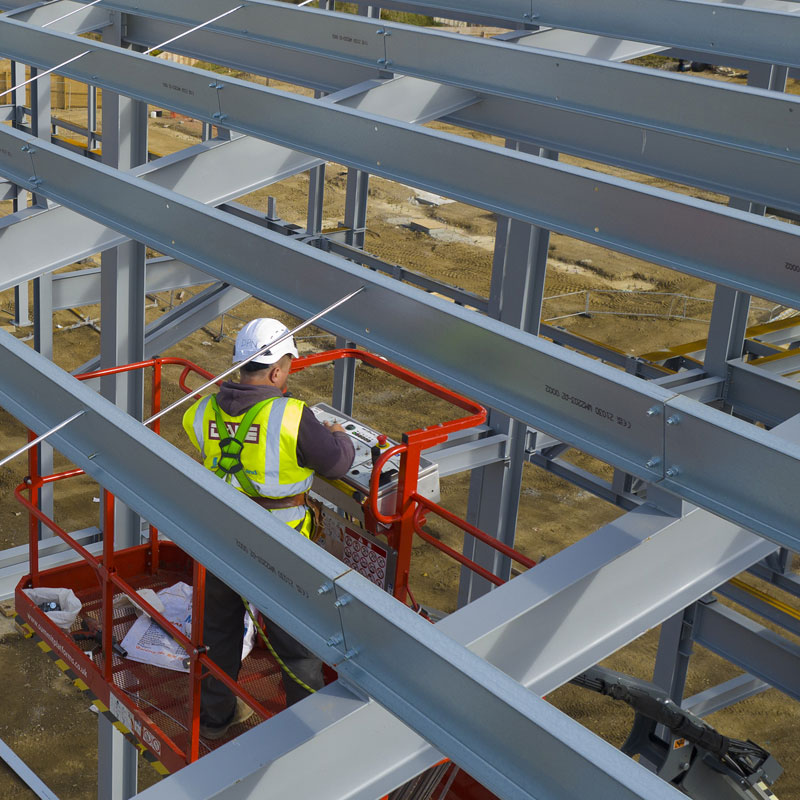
[756,780,780,799]
[15,614,170,777]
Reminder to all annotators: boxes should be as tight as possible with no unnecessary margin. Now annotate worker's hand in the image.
[324,421,346,434]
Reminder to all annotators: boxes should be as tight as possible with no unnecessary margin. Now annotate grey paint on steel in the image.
[2,123,800,546]
[0,331,682,800]
[1,21,800,312]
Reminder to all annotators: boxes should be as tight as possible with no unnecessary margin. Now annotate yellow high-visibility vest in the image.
[183,394,315,536]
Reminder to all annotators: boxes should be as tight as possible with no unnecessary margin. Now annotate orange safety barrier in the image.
[13,349,535,783]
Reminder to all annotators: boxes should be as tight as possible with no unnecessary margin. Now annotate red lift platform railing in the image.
[13,350,536,792]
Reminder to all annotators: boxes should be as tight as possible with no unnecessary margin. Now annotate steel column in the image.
[99,17,148,552]
[98,713,138,800]
[460,142,555,604]
[704,63,789,378]
[652,605,696,705]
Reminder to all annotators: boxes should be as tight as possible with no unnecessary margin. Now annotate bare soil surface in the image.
[0,64,798,798]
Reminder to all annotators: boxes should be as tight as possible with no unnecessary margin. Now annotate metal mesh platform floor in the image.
[73,567,287,755]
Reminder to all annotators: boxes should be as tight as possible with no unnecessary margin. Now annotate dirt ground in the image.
[0,58,798,798]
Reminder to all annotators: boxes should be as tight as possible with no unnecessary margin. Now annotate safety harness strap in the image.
[210,397,274,496]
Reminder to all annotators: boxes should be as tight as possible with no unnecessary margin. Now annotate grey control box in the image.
[310,403,440,518]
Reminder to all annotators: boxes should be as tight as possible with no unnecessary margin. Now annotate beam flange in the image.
[0,330,684,800]
[1,123,800,547]
[1,20,800,313]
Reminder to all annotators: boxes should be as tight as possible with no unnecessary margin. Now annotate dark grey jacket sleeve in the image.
[296,406,355,479]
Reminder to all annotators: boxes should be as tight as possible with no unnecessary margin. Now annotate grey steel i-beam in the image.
[137,502,775,800]
[336,0,800,67]
[0,330,684,800]
[0,123,800,547]
[2,24,800,314]
[101,0,800,216]
[113,7,800,217]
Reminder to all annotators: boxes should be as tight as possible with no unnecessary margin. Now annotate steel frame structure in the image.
[0,1,798,799]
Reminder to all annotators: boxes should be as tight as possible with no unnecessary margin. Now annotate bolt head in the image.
[646,406,661,417]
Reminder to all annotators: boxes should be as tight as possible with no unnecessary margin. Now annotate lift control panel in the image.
[310,403,440,517]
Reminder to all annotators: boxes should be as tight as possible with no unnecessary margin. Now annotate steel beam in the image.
[137,501,775,800]
[725,359,800,429]
[694,600,800,703]
[0,330,683,800]
[1,125,800,547]
[6,0,113,35]
[0,737,59,800]
[115,5,800,216]
[75,282,250,376]
[682,674,769,718]
[110,0,800,208]
[46,6,796,216]
[2,24,800,313]
[350,0,800,67]
[51,258,211,310]
[0,74,475,292]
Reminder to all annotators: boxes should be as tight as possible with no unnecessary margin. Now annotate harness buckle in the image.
[217,436,245,475]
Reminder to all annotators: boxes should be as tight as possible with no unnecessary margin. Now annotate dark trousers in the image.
[201,570,325,726]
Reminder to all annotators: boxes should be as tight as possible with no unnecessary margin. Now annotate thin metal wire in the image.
[144,285,365,425]
[143,5,245,56]
[0,410,85,469]
[41,0,104,28]
[0,51,91,102]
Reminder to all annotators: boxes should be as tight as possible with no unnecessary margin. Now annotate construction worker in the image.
[182,317,355,739]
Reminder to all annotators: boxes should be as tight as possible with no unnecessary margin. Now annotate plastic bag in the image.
[23,587,81,632]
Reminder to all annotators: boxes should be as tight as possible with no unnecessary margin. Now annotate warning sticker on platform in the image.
[109,692,135,733]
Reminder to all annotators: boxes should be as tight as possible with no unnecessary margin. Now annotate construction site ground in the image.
[0,62,799,798]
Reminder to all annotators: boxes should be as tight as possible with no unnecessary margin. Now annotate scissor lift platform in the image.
[16,542,287,772]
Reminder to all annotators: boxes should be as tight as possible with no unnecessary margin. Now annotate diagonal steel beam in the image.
[0,330,684,800]
[0,73,475,290]
[114,5,800,213]
[351,0,800,67]
[107,0,800,168]
[0,123,799,547]
[135,503,775,800]
[1,19,800,313]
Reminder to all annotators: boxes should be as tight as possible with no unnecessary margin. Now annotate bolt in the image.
[87,452,99,460]
[666,415,681,425]
[646,406,661,417]
[317,582,333,595]
[326,633,343,647]
[666,466,681,478]
[376,28,390,36]
[645,457,661,469]
[343,648,358,659]
[333,594,352,608]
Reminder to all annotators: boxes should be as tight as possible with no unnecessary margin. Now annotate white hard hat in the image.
[233,318,299,365]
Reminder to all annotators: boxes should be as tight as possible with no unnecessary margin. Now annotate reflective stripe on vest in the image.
[182,394,314,510]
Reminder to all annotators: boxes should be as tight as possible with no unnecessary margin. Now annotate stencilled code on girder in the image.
[332,33,369,45]
[545,385,631,429]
